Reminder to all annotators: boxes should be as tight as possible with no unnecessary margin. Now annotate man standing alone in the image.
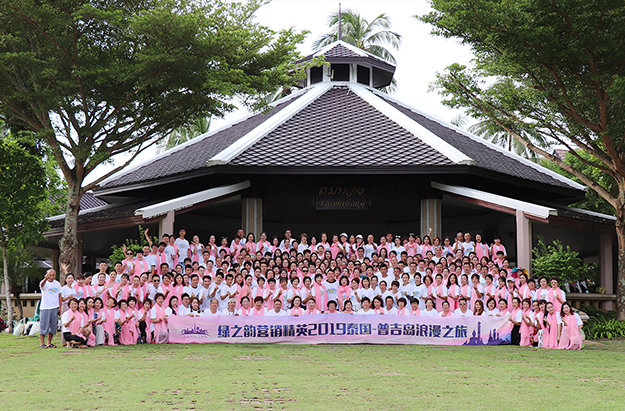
[39,269,62,348]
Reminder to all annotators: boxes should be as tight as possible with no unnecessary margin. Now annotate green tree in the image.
[0,247,42,320]
[0,0,309,279]
[0,138,48,331]
[419,0,625,319]
[158,116,211,153]
[541,151,616,216]
[313,8,401,92]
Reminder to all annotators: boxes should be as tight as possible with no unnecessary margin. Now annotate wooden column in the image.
[420,198,441,238]
[515,210,532,274]
[600,232,614,310]
[242,198,263,236]
[159,210,175,238]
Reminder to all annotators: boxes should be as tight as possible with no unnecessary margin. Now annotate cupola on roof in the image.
[296,40,396,88]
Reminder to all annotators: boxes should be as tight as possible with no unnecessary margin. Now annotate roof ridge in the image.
[350,84,475,165]
[98,88,310,187]
[208,83,333,165]
[369,88,585,191]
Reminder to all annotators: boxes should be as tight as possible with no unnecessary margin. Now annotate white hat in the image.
[340,232,348,238]
[356,234,363,239]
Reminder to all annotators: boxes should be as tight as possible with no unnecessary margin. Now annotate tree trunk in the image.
[2,244,12,333]
[59,182,82,284]
[615,215,625,321]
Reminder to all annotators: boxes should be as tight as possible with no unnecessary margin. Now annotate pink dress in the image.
[519,308,533,347]
[543,313,559,349]
[558,313,583,350]
[118,309,137,345]
[102,307,116,346]
[152,303,169,344]
[447,284,459,310]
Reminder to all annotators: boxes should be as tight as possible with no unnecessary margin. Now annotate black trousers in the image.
[139,321,147,340]
[63,332,87,346]
[511,325,521,346]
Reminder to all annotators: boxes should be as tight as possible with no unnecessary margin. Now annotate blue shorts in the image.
[39,308,58,335]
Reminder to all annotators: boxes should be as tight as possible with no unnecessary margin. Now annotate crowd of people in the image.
[37,228,583,350]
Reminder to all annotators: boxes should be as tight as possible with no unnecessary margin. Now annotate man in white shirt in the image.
[461,232,475,257]
[199,275,213,311]
[39,269,62,348]
[278,229,293,250]
[219,273,238,311]
[413,274,428,310]
[184,274,203,299]
[454,298,474,317]
[142,245,157,275]
[229,228,246,248]
[174,229,190,265]
[323,270,339,304]
[266,299,287,316]
[91,262,109,286]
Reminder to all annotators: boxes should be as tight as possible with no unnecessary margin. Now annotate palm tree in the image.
[468,119,549,161]
[158,116,211,153]
[313,8,401,92]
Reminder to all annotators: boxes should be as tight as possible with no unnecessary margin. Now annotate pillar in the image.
[600,232,614,310]
[242,198,263,236]
[420,198,441,238]
[515,210,532,274]
[159,210,175,238]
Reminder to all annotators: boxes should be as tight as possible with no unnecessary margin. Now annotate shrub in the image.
[532,237,584,283]
[579,305,625,340]
[108,226,157,266]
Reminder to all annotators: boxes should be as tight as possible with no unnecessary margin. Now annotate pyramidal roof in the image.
[97,41,583,195]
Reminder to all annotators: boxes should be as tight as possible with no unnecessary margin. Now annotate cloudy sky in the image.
[87,0,475,186]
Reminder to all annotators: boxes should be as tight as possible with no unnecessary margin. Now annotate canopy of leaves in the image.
[541,151,616,215]
[0,0,309,192]
[0,137,48,249]
[419,0,625,209]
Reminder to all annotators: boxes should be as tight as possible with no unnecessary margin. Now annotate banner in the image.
[168,314,513,345]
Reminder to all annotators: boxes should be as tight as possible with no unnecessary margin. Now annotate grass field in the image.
[1,334,624,411]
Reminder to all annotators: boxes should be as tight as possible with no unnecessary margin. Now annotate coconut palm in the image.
[468,119,549,161]
[158,116,211,152]
[313,8,401,92]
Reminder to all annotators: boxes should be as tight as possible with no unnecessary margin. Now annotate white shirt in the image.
[384,307,398,315]
[219,284,238,310]
[454,308,474,317]
[144,254,157,271]
[174,238,190,262]
[61,284,77,300]
[40,280,62,310]
[358,309,376,315]
[184,285,203,299]
[421,309,439,317]
[220,309,238,316]
[414,284,428,310]
[266,309,287,316]
[61,310,84,333]
[178,304,190,316]
[202,309,221,317]
[323,280,339,303]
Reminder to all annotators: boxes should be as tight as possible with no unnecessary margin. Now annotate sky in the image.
[86,0,475,186]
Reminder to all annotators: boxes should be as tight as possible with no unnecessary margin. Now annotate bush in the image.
[579,305,625,340]
[532,237,584,283]
[108,226,157,266]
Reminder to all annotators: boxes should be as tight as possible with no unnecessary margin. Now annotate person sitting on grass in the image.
[62,298,88,349]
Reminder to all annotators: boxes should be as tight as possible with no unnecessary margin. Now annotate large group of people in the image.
[38,228,583,350]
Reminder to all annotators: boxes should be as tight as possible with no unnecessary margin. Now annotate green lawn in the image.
[1,334,624,410]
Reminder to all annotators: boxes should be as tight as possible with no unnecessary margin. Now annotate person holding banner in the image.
[454,298,473,317]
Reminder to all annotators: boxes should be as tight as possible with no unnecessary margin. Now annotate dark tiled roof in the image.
[230,86,453,167]
[297,42,395,72]
[99,93,306,189]
[322,43,363,58]
[377,93,574,189]
[80,192,108,209]
[49,201,151,229]
[555,208,615,225]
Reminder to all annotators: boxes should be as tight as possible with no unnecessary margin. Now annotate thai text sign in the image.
[315,186,368,210]
[168,314,512,345]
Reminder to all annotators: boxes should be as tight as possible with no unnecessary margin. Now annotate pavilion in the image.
[38,41,616,307]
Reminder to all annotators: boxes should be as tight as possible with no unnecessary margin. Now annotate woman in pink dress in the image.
[116,299,137,345]
[102,297,117,346]
[542,302,561,349]
[150,293,169,344]
[519,298,534,347]
[558,302,583,350]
